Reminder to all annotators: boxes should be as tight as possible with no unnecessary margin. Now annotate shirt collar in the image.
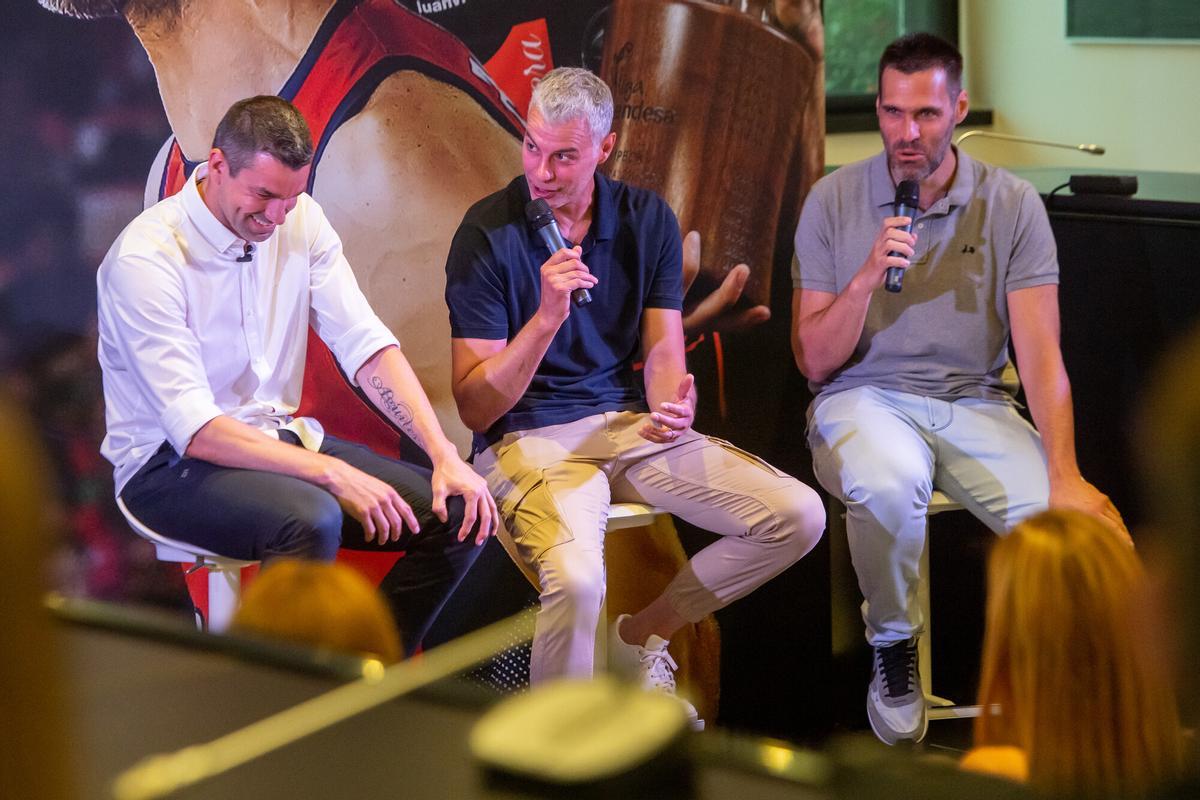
[869,145,977,214]
[180,162,249,258]
[943,146,977,208]
[591,171,617,242]
[869,151,898,210]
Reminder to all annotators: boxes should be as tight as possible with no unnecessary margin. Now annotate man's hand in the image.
[639,373,696,443]
[538,245,597,324]
[323,457,421,544]
[1050,474,1131,543]
[855,216,916,290]
[431,455,498,546]
[680,231,771,336]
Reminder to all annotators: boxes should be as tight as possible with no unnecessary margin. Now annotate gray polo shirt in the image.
[792,148,1058,405]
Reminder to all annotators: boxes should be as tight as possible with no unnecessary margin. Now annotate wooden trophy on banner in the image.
[602,0,823,314]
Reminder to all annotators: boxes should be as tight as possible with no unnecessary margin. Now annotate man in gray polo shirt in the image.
[792,33,1125,745]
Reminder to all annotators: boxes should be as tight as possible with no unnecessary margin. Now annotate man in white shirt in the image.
[99,96,497,652]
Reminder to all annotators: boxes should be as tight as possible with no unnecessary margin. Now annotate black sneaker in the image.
[866,638,927,744]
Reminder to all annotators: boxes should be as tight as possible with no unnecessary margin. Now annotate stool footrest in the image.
[925,692,957,708]
[928,704,986,720]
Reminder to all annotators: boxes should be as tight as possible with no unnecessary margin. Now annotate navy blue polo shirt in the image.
[445,172,684,452]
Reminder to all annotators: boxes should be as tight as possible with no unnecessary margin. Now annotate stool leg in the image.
[917,529,953,706]
[828,498,863,657]
[921,513,984,718]
[206,566,242,632]
[595,590,608,670]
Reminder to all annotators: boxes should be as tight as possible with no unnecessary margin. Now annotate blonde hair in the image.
[232,560,402,664]
[974,509,1183,798]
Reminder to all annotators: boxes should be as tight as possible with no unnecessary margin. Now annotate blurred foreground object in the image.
[0,391,75,798]
[471,676,693,797]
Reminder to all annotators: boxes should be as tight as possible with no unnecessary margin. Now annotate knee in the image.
[760,482,826,558]
[271,491,343,560]
[437,494,473,539]
[842,470,931,516]
[537,545,606,621]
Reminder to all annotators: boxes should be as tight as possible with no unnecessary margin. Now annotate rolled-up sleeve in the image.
[101,253,223,455]
[305,206,400,384]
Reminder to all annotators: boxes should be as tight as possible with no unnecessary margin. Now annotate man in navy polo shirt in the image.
[445,67,824,729]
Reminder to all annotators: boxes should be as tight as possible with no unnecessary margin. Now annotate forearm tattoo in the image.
[369,376,424,448]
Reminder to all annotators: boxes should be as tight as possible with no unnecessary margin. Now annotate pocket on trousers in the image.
[506,471,578,564]
[703,435,791,479]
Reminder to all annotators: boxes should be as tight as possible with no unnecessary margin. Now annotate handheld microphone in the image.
[884,180,920,294]
[236,243,255,263]
[525,198,592,307]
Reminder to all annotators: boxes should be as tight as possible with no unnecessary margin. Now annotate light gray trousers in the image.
[808,386,1050,647]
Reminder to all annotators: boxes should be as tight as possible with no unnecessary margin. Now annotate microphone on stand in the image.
[525,198,592,307]
[956,130,1134,201]
[954,130,1105,155]
[884,180,920,294]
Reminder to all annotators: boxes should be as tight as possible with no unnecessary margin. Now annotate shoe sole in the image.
[866,693,928,746]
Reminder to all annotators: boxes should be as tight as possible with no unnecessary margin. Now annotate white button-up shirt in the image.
[98,164,399,493]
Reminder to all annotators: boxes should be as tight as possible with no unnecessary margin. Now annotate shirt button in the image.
[917,222,925,229]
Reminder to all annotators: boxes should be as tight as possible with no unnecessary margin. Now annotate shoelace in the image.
[638,645,679,693]
[878,641,916,698]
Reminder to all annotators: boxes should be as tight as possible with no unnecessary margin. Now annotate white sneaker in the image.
[866,638,927,745]
[609,614,704,731]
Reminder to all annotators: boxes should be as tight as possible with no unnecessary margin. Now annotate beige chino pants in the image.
[474,410,825,682]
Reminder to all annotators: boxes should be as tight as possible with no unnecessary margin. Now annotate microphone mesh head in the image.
[896,180,920,207]
[525,198,555,230]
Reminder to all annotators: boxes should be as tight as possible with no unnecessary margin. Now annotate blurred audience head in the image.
[974,509,1183,798]
[232,560,402,665]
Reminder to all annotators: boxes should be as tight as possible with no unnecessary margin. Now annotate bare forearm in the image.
[454,313,560,432]
[792,282,873,382]
[358,346,457,463]
[794,214,919,381]
[643,337,692,415]
[1022,355,1082,481]
[186,415,336,486]
[1007,285,1084,485]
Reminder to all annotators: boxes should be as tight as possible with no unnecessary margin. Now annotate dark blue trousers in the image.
[120,432,483,654]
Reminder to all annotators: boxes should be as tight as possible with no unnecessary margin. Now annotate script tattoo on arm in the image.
[368,376,424,449]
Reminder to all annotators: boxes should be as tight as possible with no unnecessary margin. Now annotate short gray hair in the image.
[528,68,613,144]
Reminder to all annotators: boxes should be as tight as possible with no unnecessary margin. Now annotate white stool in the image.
[115,496,258,632]
[829,490,983,720]
[605,501,665,532]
